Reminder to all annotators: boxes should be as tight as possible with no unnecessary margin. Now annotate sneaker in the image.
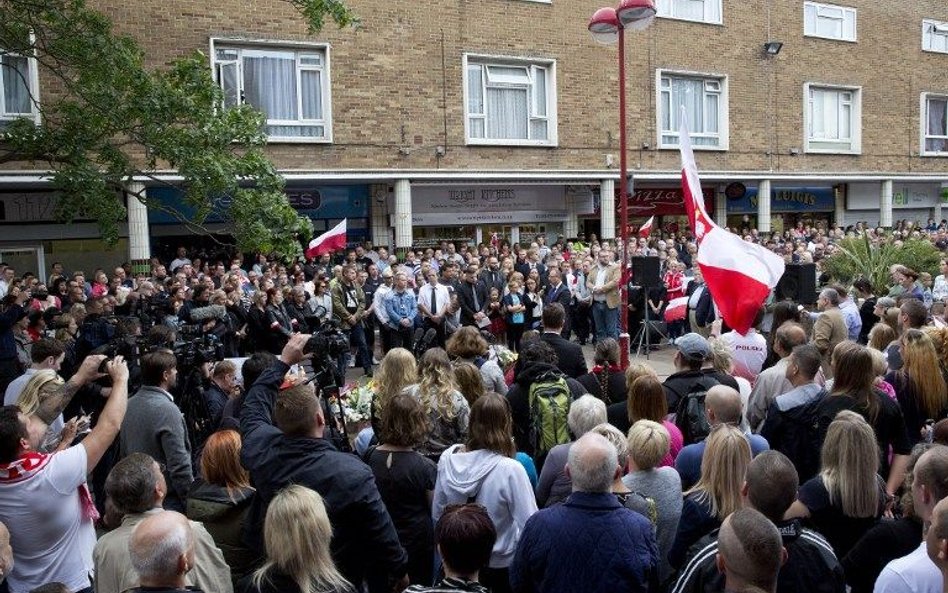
[347,359,355,368]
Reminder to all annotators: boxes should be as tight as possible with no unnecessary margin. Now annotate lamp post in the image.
[588,0,656,367]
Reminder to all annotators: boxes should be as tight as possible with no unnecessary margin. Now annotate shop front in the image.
[845,182,947,228]
[407,185,569,248]
[725,185,836,233]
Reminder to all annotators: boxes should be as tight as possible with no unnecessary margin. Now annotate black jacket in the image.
[662,369,739,415]
[539,332,587,379]
[669,520,845,593]
[576,369,627,405]
[457,281,488,327]
[240,361,408,590]
[506,361,588,458]
[543,282,572,310]
[686,282,715,328]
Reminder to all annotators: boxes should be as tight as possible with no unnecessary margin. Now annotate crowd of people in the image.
[1,218,948,593]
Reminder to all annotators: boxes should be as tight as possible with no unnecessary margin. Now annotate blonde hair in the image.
[16,370,63,417]
[590,423,629,469]
[624,363,658,395]
[417,348,461,420]
[686,424,751,520]
[372,348,417,418]
[627,420,670,471]
[252,485,351,593]
[899,329,948,419]
[820,410,879,518]
[867,323,897,352]
[708,339,734,374]
[868,348,888,377]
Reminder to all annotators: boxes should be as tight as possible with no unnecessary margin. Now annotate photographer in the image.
[240,334,408,593]
[76,296,116,358]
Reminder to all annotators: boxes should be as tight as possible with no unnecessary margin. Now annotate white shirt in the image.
[874,542,942,593]
[0,445,96,593]
[4,369,65,437]
[720,329,768,383]
[373,283,393,325]
[417,282,451,317]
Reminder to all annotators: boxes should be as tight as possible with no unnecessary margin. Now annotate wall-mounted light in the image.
[763,41,783,56]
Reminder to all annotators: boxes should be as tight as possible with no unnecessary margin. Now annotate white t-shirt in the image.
[873,542,942,593]
[720,329,768,383]
[0,445,96,593]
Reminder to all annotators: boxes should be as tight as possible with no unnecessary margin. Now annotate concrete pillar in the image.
[563,188,581,240]
[935,203,943,224]
[393,179,412,255]
[834,185,845,227]
[511,226,521,246]
[880,180,893,228]
[600,178,616,240]
[715,184,728,228]
[370,184,391,249]
[758,179,772,233]
[126,182,151,275]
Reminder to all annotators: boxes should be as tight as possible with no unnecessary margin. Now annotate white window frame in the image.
[462,53,558,147]
[0,47,41,129]
[920,93,948,157]
[655,0,723,25]
[803,2,857,42]
[923,19,948,54]
[209,37,332,144]
[804,83,862,154]
[655,69,729,151]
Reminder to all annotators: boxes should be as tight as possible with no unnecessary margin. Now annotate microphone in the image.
[414,328,437,357]
[412,327,424,349]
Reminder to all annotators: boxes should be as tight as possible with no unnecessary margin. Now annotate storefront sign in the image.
[0,192,97,224]
[726,187,835,214]
[147,184,369,224]
[623,187,714,216]
[410,185,568,226]
[848,182,942,210]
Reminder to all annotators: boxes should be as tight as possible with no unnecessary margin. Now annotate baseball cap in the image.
[675,333,710,362]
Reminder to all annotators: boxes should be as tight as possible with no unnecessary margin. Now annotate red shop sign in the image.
[616,187,715,216]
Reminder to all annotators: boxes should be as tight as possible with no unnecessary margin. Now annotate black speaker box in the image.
[631,256,661,288]
[776,263,817,305]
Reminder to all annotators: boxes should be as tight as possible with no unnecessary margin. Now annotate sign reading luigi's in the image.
[726,186,836,214]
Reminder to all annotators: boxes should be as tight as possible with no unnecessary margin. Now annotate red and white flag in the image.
[678,110,784,335]
[663,296,689,323]
[305,219,347,259]
[639,216,655,238]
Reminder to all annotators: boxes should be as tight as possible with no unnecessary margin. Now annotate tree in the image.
[0,0,357,258]
[821,234,942,295]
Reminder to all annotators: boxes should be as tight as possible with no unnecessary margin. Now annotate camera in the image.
[174,324,224,370]
[303,324,349,358]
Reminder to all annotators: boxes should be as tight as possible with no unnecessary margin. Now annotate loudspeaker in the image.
[631,256,661,288]
[776,263,817,305]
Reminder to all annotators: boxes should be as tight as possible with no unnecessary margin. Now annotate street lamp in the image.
[588,0,656,367]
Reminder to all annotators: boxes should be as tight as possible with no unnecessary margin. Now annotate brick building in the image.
[1,0,948,273]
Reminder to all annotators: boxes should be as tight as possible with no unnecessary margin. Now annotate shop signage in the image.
[410,185,568,226]
[0,192,97,224]
[726,187,835,214]
[621,187,714,216]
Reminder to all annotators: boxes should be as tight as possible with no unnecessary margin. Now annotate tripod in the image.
[634,286,668,359]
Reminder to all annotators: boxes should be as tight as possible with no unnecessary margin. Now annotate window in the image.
[922,94,948,155]
[923,20,948,54]
[804,2,857,42]
[805,84,861,153]
[655,0,722,24]
[0,50,39,131]
[463,55,556,146]
[210,40,331,142]
[657,71,728,149]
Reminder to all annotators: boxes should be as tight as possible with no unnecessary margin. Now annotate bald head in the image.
[914,446,948,522]
[567,432,620,494]
[129,511,194,588]
[717,508,785,592]
[775,322,807,357]
[706,385,743,426]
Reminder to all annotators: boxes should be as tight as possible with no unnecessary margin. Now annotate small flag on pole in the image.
[678,108,784,335]
[639,215,655,238]
[305,219,347,259]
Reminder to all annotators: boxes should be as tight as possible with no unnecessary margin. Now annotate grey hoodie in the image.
[433,444,538,568]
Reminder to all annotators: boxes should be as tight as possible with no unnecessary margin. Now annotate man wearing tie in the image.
[418,269,451,348]
[544,268,572,339]
[458,265,488,328]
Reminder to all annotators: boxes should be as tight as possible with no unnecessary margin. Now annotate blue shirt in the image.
[384,289,417,328]
[675,431,770,491]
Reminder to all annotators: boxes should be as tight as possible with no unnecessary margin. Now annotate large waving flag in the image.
[306,219,347,259]
[678,109,784,335]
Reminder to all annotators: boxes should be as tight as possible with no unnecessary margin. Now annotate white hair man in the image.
[126,511,195,593]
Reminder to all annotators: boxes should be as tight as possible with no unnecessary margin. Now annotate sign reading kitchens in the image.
[621,187,715,216]
[408,186,568,226]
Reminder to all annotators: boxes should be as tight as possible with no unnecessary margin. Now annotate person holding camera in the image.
[240,333,408,593]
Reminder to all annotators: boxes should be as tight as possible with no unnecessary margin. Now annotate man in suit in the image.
[686,268,715,338]
[540,303,587,379]
[457,264,488,328]
[544,268,573,339]
[586,249,622,341]
[479,256,505,295]
[515,248,547,286]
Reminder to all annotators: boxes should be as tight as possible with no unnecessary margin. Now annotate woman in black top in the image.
[853,279,877,345]
[885,329,948,446]
[576,338,626,405]
[365,392,438,588]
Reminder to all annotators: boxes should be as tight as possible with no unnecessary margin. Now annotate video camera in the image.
[174,324,224,370]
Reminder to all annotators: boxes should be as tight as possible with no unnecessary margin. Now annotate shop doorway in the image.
[0,246,47,282]
[480,225,515,247]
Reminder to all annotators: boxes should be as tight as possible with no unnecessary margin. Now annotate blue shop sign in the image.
[147,184,369,224]
[726,187,835,214]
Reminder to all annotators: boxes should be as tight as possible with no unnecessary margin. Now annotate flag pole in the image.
[617,24,631,368]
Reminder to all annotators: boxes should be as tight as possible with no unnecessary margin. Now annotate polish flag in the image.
[678,109,784,335]
[663,296,689,323]
[639,216,655,238]
[305,219,347,259]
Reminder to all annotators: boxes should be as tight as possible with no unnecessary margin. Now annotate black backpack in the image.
[773,390,832,482]
[672,376,720,445]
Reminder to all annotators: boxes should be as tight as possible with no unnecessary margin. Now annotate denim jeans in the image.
[337,322,373,377]
[592,301,619,341]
